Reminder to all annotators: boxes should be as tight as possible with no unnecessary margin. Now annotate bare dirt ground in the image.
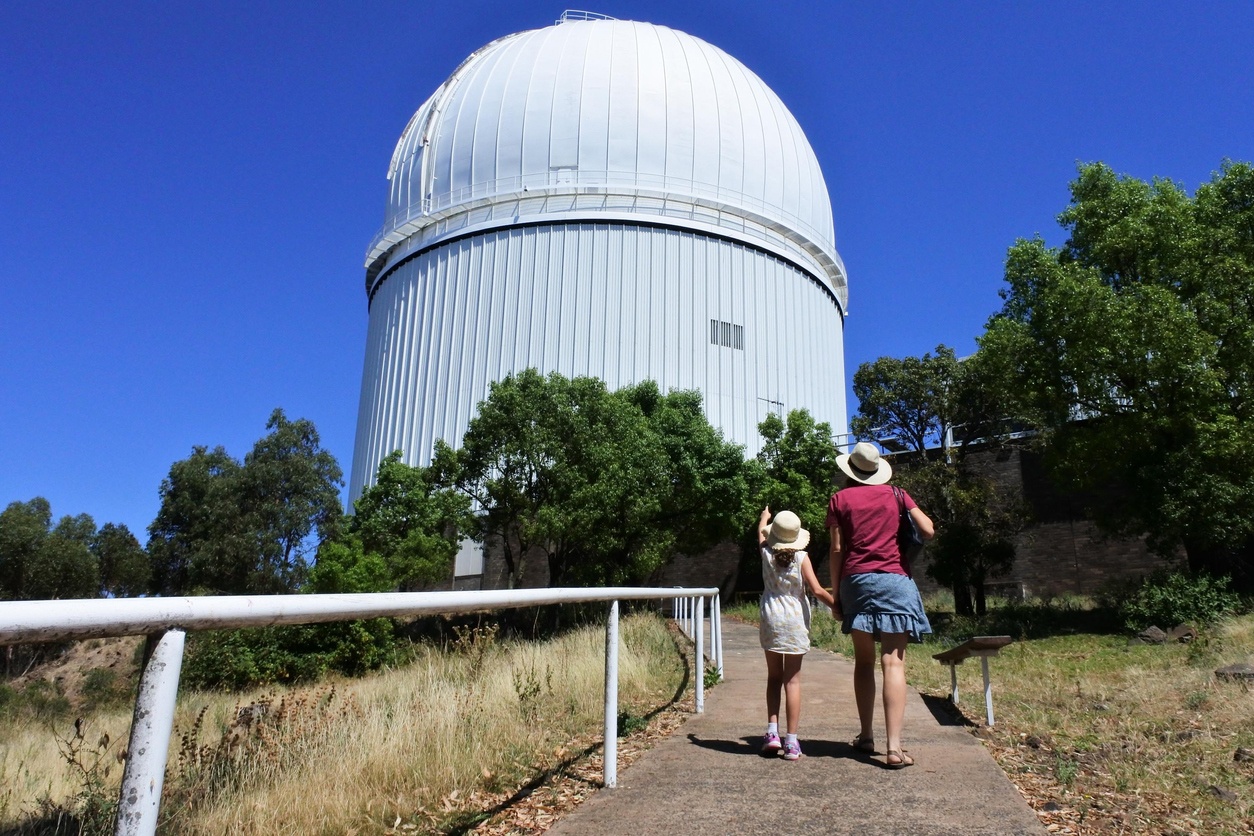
[11,636,143,709]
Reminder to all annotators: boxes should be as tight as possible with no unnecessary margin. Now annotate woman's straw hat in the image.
[766,510,810,551]
[836,441,893,485]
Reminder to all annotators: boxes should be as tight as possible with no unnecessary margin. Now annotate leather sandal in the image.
[885,749,914,769]
[850,734,875,753]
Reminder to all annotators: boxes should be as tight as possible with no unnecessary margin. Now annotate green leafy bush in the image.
[182,620,399,691]
[1102,569,1241,630]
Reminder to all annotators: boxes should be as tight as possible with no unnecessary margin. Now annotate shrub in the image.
[1102,569,1241,631]
[182,620,399,691]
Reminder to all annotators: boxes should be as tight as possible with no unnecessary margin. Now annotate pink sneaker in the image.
[782,739,802,761]
[761,732,781,754]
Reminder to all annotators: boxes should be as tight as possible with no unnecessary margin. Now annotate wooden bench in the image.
[932,636,1014,726]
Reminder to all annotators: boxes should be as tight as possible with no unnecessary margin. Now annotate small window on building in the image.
[710,319,744,350]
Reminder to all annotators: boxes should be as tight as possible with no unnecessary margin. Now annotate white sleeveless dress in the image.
[759,547,812,654]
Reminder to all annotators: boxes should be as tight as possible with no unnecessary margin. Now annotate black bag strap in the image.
[891,486,913,578]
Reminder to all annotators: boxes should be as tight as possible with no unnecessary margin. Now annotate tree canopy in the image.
[344,451,471,590]
[986,160,1254,586]
[436,370,752,587]
[754,409,838,560]
[0,498,100,600]
[148,409,344,595]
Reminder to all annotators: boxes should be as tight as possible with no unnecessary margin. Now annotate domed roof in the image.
[366,13,846,309]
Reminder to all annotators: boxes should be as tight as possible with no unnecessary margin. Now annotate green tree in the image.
[989,160,1254,587]
[849,344,1028,615]
[755,409,838,560]
[438,370,752,587]
[348,451,471,589]
[148,445,251,594]
[851,347,960,457]
[148,411,345,595]
[0,498,99,601]
[242,409,344,592]
[92,523,150,598]
[434,369,564,588]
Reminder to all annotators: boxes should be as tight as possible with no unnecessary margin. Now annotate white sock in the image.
[785,733,798,746]
[767,722,778,736]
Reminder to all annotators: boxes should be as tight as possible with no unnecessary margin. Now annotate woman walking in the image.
[827,442,935,768]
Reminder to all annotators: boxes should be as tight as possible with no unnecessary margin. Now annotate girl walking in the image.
[757,506,835,760]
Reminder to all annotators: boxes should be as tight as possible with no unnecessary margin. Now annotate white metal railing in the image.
[0,586,721,836]
[367,169,841,272]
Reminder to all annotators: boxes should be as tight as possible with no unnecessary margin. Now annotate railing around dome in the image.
[557,10,617,23]
[365,169,845,294]
[0,587,722,836]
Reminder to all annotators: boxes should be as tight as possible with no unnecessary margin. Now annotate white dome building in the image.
[349,11,848,502]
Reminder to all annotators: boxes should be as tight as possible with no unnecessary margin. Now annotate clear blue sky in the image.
[3,2,1252,540]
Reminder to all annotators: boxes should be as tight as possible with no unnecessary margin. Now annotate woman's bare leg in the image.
[780,653,805,734]
[850,630,877,741]
[764,650,784,724]
[880,632,910,756]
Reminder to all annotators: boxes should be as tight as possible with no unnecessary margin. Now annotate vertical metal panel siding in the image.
[350,223,845,502]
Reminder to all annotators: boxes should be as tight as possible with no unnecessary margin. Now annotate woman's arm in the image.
[757,506,771,547]
[828,524,845,619]
[910,506,936,540]
[800,554,834,607]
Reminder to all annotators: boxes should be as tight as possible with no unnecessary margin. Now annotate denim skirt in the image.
[839,572,932,643]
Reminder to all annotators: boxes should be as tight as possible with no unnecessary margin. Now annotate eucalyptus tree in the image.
[148,410,344,595]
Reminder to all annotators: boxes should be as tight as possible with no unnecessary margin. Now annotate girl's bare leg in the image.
[780,653,805,734]
[850,630,877,741]
[880,632,909,755]
[764,650,784,724]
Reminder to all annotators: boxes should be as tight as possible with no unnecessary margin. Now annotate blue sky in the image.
[3,1,1253,540]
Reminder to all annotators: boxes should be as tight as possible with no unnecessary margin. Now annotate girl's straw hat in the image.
[767,510,810,551]
[836,441,893,485]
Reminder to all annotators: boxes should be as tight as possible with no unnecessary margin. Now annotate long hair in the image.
[771,548,798,569]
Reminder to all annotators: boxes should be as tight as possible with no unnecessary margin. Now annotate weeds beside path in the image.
[730,601,1254,835]
[0,613,698,835]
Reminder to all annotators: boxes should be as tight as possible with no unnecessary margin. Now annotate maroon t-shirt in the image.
[825,484,917,578]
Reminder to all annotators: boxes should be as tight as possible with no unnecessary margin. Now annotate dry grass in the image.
[731,598,1254,835]
[911,615,1254,835]
[0,613,687,835]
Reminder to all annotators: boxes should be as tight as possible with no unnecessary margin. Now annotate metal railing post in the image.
[115,629,185,836]
[694,594,705,713]
[982,655,995,726]
[603,600,620,788]
[713,592,723,678]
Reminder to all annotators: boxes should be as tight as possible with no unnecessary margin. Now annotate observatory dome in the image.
[350,13,849,506]
[365,13,846,307]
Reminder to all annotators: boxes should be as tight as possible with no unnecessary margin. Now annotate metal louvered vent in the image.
[710,319,744,350]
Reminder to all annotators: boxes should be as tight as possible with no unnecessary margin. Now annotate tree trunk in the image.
[952,583,974,617]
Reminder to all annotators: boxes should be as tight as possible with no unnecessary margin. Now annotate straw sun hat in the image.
[836,441,893,486]
[766,510,810,551]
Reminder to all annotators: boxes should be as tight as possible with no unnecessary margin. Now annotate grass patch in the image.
[0,613,689,835]
[730,594,1254,833]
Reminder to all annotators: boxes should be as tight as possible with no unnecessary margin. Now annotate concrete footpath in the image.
[546,619,1047,836]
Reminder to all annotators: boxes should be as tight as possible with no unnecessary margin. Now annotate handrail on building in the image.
[0,586,722,836]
